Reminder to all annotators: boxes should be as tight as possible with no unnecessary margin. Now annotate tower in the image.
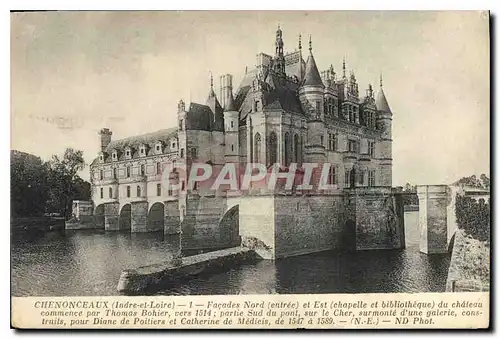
[223,80,239,164]
[376,74,393,187]
[299,36,326,165]
[98,128,112,152]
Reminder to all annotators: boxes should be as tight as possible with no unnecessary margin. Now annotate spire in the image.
[303,43,323,87]
[298,34,302,50]
[376,75,392,114]
[342,57,346,79]
[207,71,216,99]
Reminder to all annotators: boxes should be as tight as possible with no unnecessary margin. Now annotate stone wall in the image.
[348,187,405,250]
[274,194,344,258]
[180,195,239,250]
[446,229,490,292]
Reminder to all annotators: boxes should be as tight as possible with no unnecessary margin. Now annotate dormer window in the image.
[124,147,133,160]
[99,155,104,162]
[112,152,117,160]
[139,144,148,157]
[154,141,164,154]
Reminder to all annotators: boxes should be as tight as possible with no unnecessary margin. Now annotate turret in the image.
[376,74,393,187]
[98,128,112,152]
[299,36,326,167]
[223,84,239,163]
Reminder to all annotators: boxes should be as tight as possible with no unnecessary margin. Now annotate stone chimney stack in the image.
[98,128,112,152]
[220,74,233,109]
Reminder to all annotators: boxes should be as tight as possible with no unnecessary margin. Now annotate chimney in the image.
[220,74,233,109]
[98,128,112,152]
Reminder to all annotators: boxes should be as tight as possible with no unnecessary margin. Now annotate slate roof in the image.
[376,87,392,113]
[105,128,177,154]
[303,53,324,87]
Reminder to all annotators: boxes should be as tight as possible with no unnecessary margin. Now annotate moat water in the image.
[11,212,451,296]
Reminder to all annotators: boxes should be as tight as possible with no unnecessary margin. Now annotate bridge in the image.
[68,184,468,258]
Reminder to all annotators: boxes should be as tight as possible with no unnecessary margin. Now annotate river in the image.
[11,211,451,296]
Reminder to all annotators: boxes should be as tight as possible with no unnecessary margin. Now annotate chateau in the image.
[80,26,400,258]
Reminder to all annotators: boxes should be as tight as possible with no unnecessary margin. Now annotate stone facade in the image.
[84,26,401,258]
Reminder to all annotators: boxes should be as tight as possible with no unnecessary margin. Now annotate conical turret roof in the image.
[224,91,236,112]
[303,54,323,87]
[376,87,392,113]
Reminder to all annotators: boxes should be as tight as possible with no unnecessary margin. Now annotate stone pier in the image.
[417,185,452,254]
[104,202,120,231]
[131,201,148,232]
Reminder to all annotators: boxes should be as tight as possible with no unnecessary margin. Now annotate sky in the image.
[10,11,490,186]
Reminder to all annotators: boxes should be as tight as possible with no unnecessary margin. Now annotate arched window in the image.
[294,134,300,164]
[284,132,291,166]
[254,133,261,163]
[137,185,141,197]
[268,132,278,166]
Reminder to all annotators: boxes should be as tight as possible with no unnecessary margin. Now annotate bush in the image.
[455,195,490,243]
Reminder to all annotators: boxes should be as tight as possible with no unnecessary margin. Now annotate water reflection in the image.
[11,213,451,296]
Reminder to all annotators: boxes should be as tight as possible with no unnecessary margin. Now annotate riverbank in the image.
[11,216,65,234]
[446,229,490,292]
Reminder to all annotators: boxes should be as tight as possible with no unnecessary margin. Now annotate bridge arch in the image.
[94,204,105,228]
[218,205,240,245]
[118,204,131,230]
[148,202,165,231]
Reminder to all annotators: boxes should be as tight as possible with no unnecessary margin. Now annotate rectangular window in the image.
[140,164,145,176]
[126,186,130,198]
[137,185,141,197]
[230,121,234,128]
[108,187,112,198]
[157,183,161,196]
[113,168,117,179]
[191,148,197,159]
[140,148,144,154]
[368,141,375,156]
[359,170,365,185]
[126,166,130,178]
[179,119,183,131]
[231,144,234,152]
[99,170,103,180]
[180,148,185,158]
[328,133,337,151]
[329,166,337,185]
[100,187,103,199]
[345,171,350,188]
[348,140,358,153]
[320,135,324,146]
[157,162,161,175]
[368,170,375,187]
[168,185,173,196]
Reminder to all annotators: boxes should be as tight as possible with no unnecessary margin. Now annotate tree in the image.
[480,174,490,190]
[46,148,86,218]
[10,151,49,217]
